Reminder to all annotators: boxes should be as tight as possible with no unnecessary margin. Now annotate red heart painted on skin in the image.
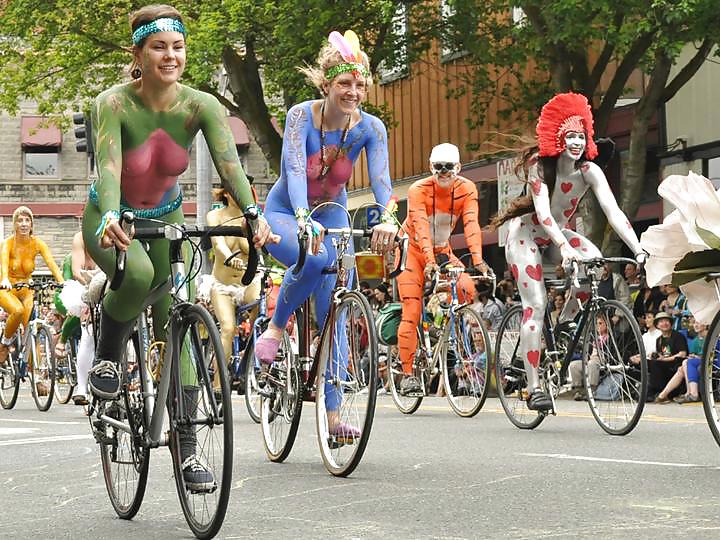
[511,264,519,280]
[542,217,552,226]
[571,197,578,206]
[531,214,539,225]
[564,208,574,218]
[561,182,572,193]
[576,291,590,303]
[519,240,525,245]
[569,237,581,248]
[531,179,542,195]
[534,237,552,246]
[527,350,540,368]
[526,264,543,281]
[523,282,528,288]
[530,248,537,253]
[530,325,535,331]
[522,307,534,324]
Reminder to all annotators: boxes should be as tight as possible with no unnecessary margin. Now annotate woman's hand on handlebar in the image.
[100,218,134,251]
[297,217,325,256]
[248,215,280,249]
[559,242,581,268]
[370,222,398,255]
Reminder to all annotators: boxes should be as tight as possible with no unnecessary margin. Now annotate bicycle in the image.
[700,271,720,448]
[55,331,80,405]
[259,202,408,476]
[0,281,59,411]
[88,210,259,539]
[386,263,493,417]
[494,257,647,435]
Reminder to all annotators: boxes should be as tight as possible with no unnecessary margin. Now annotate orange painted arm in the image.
[460,181,484,266]
[407,183,435,266]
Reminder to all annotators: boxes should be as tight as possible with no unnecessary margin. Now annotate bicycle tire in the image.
[260,331,302,462]
[583,299,647,435]
[442,305,491,417]
[55,336,77,404]
[99,333,149,521]
[0,346,21,410]
[316,291,377,477]
[243,334,262,424]
[29,326,55,411]
[494,305,545,429]
[168,304,233,540]
[701,309,720,448]
[387,329,423,415]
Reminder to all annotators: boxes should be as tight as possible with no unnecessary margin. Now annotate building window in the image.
[24,148,59,178]
[706,155,720,189]
[378,4,409,84]
[440,0,469,62]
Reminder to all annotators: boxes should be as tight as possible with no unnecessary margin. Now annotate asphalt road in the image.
[2,389,720,539]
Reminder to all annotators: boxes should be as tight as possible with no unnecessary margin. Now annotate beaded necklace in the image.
[319,100,351,180]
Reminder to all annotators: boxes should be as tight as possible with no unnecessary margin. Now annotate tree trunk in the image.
[602,53,673,256]
[222,41,283,176]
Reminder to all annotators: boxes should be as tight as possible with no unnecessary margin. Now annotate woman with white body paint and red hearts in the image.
[490,93,645,412]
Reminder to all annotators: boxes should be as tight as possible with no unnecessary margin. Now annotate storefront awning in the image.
[227,116,250,147]
[21,116,62,149]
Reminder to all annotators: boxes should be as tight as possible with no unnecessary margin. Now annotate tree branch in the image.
[661,39,714,102]
[587,11,624,94]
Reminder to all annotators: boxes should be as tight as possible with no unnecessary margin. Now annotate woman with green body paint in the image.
[82,4,275,492]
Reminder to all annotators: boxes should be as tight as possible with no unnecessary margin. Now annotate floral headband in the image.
[326,30,371,80]
[132,17,186,45]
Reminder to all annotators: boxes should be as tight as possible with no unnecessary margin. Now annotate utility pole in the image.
[195,131,213,274]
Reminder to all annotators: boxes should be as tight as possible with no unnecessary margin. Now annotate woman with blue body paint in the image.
[255,31,398,437]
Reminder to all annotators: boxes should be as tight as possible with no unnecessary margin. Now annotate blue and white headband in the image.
[132,17,186,45]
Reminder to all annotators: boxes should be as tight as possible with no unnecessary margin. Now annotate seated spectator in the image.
[597,263,632,308]
[471,288,504,332]
[549,293,565,326]
[633,284,665,321]
[654,321,708,404]
[373,282,391,311]
[569,315,610,400]
[641,311,688,401]
[659,284,688,332]
[642,312,661,357]
[495,279,518,308]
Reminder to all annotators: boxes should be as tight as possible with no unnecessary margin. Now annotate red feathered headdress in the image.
[536,92,597,159]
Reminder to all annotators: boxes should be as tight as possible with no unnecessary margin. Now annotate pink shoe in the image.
[329,421,361,444]
[255,336,281,366]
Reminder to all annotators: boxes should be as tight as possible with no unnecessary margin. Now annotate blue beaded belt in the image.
[88,183,183,219]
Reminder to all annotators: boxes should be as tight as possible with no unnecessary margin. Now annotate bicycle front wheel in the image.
[29,327,55,411]
[55,337,77,404]
[168,304,232,540]
[243,334,262,424]
[260,331,302,462]
[701,309,720,448]
[494,305,545,429]
[442,306,491,417]
[0,347,21,409]
[583,299,647,435]
[99,334,149,521]
[316,291,377,477]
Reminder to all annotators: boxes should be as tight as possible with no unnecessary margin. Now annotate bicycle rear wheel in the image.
[387,331,423,414]
[494,305,545,429]
[260,331,302,462]
[443,306,491,417]
[55,336,77,404]
[701,310,720,448]
[99,334,149,520]
[0,344,21,409]
[583,300,647,435]
[168,304,232,540]
[29,326,55,411]
[316,291,377,477]
[243,334,262,424]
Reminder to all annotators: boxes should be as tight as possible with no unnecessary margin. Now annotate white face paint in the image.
[563,131,586,161]
[432,162,460,188]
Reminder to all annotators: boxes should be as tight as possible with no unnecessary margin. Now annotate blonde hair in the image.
[299,42,372,94]
[12,206,33,234]
[128,4,185,77]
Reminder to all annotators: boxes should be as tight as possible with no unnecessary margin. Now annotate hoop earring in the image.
[131,68,142,79]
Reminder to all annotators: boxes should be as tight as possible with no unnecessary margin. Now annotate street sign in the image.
[497,157,525,247]
[366,206,382,227]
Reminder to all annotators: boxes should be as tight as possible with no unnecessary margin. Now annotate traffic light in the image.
[73,112,94,172]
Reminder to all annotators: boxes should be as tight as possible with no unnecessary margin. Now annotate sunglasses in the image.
[432,162,457,173]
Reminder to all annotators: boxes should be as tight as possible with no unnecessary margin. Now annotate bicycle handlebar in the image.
[8,281,62,292]
[110,211,259,291]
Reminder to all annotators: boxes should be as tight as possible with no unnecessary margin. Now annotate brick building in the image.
[0,104,274,272]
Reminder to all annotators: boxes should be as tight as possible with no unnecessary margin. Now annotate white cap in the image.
[429,143,460,164]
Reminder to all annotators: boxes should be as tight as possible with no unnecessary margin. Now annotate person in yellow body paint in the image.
[0,206,64,364]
